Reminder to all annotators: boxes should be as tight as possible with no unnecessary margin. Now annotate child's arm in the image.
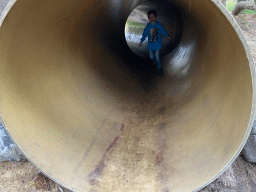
[139,25,149,47]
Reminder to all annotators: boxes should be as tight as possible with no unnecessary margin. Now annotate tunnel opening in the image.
[124,1,183,59]
[123,1,184,87]
[72,0,197,101]
[0,0,255,191]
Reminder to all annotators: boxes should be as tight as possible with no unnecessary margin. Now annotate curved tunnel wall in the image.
[0,0,255,191]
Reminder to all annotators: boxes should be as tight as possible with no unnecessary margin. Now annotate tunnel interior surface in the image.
[0,0,255,191]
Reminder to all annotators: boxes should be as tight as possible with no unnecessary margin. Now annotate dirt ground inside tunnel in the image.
[0,9,256,192]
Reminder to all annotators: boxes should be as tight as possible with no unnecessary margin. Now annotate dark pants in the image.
[149,50,161,69]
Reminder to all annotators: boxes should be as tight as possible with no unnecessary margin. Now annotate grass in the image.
[226,0,256,14]
[126,21,147,28]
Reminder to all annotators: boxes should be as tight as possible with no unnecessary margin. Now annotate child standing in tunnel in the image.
[139,10,171,75]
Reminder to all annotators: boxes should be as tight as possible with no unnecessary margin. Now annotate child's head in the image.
[147,10,157,18]
[147,10,157,24]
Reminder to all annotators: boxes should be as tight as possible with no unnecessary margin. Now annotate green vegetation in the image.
[226,0,256,14]
[126,21,147,28]
[226,0,236,11]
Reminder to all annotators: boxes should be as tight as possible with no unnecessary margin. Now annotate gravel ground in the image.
[0,1,256,191]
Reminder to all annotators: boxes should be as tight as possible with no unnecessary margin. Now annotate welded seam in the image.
[73,119,107,173]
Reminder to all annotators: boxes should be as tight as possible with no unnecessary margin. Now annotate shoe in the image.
[152,61,156,66]
[158,68,163,75]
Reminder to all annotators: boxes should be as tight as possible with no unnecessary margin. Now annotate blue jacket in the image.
[140,21,169,51]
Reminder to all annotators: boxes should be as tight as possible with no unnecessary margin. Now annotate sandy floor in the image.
[0,1,256,192]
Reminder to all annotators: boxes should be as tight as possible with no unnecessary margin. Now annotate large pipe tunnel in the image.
[0,0,255,191]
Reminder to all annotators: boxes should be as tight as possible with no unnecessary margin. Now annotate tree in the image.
[232,0,256,15]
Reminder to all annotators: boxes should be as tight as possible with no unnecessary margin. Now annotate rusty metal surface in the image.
[0,0,255,191]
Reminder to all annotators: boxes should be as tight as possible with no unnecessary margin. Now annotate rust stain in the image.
[120,123,124,131]
[88,124,124,185]
[155,123,170,188]
[156,123,166,165]
[74,104,121,173]
[156,150,165,165]
[88,136,119,185]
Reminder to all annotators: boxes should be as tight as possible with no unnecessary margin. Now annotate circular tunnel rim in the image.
[193,0,256,190]
[0,0,255,191]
